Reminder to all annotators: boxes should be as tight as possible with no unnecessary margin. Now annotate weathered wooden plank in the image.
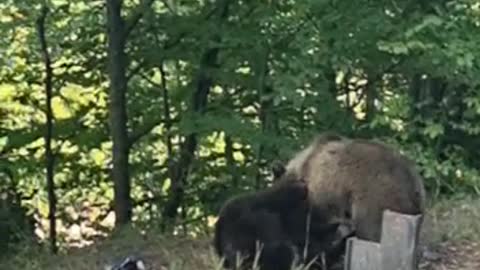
[380,210,423,270]
[344,237,381,270]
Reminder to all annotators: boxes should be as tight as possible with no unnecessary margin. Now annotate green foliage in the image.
[1,0,480,250]
[0,171,35,256]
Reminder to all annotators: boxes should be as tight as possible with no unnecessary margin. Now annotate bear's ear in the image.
[271,160,286,179]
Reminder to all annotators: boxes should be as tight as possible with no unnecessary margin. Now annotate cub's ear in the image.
[271,160,286,179]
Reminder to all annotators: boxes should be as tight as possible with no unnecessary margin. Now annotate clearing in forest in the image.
[1,197,479,270]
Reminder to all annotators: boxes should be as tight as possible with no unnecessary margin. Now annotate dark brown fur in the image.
[213,176,307,270]
[213,175,351,270]
[278,133,426,243]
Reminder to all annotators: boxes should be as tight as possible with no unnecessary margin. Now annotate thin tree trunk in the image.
[365,73,376,122]
[36,5,57,254]
[345,85,351,111]
[255,49,270,189]
[162,49,216,220]
[409,74,422,118]
[325,67,337,97]
[162,0,231,224]
[159,63,173,158]
[106,0,132,226]
[159,61,176,190]
[224,135,238,187]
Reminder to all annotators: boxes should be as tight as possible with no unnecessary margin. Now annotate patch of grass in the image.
[421,195,480,246]
[2,197,479,270]
[0,226,222,270]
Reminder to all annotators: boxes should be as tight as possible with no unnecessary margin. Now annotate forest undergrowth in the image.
[2,196,480,270]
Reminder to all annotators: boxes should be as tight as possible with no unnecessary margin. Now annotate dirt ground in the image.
[418,197,480,270]
[420,241,480,270]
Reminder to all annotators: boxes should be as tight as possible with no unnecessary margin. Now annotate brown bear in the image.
[213,174,352,270]
[274,132,426,243]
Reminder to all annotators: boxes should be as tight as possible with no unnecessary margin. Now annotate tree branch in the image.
[160,0,177,15]
[128,61,178,147]
[125,0,156,38]
[126,59,146,82]
[128,118,163,147]
[127,66,168,147]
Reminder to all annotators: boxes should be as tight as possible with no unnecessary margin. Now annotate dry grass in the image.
[419,196,480,270]
[1,196,480,270]
[1,227,222,270]
[421,195,480,245]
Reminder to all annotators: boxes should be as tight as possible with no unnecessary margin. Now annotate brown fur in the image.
[213,174,352,270]
[279,133,426,242]
[271,132,343,180]
[213,176,307,270]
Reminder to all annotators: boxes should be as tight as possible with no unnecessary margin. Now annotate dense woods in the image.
[1,0,480,256]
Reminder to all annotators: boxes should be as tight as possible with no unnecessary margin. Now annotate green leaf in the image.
[424,122,445,139]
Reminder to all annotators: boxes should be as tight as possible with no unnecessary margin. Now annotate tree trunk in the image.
[409,74,422,118]
[36,5,57,254]
[224,135,238,187]
[106,0,132,226]
[162,48,218,223]
[162,0,231,224]
[254,48,271,189]
[365,73,376,122]
[160,63,173,158]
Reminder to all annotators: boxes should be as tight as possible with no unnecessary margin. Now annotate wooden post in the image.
[344,210,423,270]
[380,210,422,270]
[344,237,381,270]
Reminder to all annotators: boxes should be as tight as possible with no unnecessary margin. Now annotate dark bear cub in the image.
[213,176,307,270]
[213,175,353,270]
